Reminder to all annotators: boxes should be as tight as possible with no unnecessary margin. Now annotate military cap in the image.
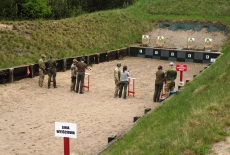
[117,62,121,67]
[73,59,77,62]
[169,62,174,66]
[41,54,46,58]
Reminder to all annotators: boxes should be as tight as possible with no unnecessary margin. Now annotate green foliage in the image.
[0,0,137,20]
[22,0,51,19]
[146,0,230,16]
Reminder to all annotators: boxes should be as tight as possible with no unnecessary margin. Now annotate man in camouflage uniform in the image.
[114,62,121,98]
[70,59,78,91]
[47,54,57,89]
[164,62,177,98]
[38,54,46,87]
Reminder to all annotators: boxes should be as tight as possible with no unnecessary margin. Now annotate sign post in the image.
[64,137,70,155]
[176,64,187,87]
[55,122,77,155]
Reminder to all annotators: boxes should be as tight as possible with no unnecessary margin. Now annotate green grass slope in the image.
[1,0,230,154]
[0,9,154,69]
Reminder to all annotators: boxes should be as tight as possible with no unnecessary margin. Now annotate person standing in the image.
[153,65,165,102]
[164,62,177,98]
[119,65,130,99]
[76,57,91,94]
[38,54,46,87]
[114,62,121,98]
[70,59,78,91]
[47,54,57,89]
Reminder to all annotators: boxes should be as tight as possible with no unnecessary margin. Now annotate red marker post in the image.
[55,122,77,155]
[176,64,187,87]
[64,137,70,155]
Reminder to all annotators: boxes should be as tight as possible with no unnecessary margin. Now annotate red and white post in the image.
[176,64,187,87]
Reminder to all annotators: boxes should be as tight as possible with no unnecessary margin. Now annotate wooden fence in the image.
[0,48,129,84]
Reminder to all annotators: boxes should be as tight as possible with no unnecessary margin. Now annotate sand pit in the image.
[0,57,208,155]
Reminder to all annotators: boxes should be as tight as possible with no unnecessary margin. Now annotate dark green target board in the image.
[130,46,221,63]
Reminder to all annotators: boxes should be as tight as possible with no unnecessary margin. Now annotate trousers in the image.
[164,80,175,98]
[119,81,128,99]
[76,72,85,93]
[153,83,163,102]
[48,69,56,87]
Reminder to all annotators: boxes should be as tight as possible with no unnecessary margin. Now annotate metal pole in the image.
[133,79,135,97]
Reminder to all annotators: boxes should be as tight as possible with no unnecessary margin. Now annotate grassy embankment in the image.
[1,0,230,154]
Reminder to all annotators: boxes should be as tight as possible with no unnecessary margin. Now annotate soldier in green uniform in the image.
[47,54,57,89]
[164,62,177,98]
[76,57,91,94]
[114,62,121,98]
[70,59,78,91]
[38,54,46,87]
[153,65,165,102]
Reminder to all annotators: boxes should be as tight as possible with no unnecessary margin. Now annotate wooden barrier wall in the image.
[0,48,128,84]
[0,46,221,85]
[130,46,221,63]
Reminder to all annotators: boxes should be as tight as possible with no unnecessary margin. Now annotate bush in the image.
[22,0,52,19]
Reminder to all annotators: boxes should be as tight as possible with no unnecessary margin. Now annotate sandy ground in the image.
[148,28,226,50]
[0,23,13,30]
[0,28,229,155]
[0,56,208,155]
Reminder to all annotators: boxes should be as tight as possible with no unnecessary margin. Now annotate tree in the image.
[22,0,51,19]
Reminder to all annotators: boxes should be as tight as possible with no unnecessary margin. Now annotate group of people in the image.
[114,62,130,99]
[38,54,57,89]
[153,62,177,102]
[38,54,90,94]
[70,57,91,94]
[38,54,177,100]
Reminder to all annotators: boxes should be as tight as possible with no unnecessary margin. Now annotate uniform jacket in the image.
[165,68,177,81]
[38,58,46,72]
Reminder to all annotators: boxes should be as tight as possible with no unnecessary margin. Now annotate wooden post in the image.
[127,47,130,56]
[106,52,109,62]
[108,135,116,143]
[8,68,14,83]
[86,56,90,65]
[133,116,141,122]
[63,59,67,71]
[29,64,34,78]
[97,53,100,64]
[116,50,120,59]
[144,108,151,114]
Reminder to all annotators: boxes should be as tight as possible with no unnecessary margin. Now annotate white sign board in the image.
[210,58,216,62]
[55,122,77,138]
